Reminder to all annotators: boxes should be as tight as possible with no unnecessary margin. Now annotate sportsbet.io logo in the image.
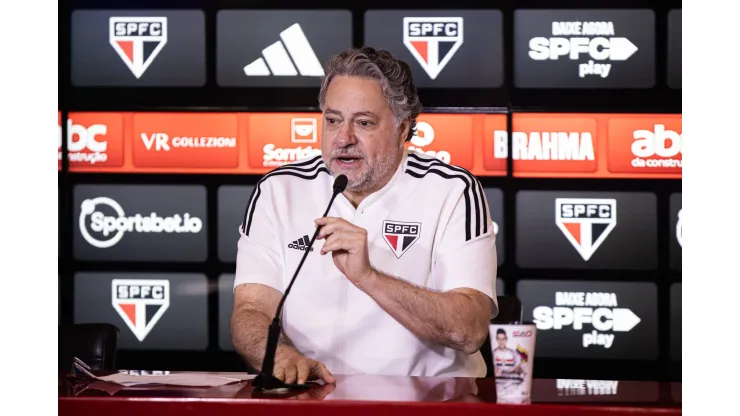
[79,197,203,248]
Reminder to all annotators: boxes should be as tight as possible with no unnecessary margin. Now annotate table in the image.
[59,371,681,416]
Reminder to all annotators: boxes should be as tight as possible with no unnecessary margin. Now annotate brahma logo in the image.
[493,130,595,161]
[112,279,170,342]
[407,121,452,164]
[533,291,641,349]
[79,197,203,248]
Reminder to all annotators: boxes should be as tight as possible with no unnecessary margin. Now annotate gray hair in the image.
[318,47,422,142]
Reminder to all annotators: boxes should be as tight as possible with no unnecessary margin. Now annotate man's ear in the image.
[399,119,411,145]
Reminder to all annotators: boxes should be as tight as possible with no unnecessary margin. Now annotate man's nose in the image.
[334,123,357,147]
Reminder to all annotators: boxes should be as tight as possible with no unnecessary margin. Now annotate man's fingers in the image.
[284,364,297,385]
[315,362,336,384]
[274,366,285,382]
[296,359,311,385]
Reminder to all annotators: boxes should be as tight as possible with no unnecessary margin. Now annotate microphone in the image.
[252,174,348,391]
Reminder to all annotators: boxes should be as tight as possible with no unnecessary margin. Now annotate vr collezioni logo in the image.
[529,21,638,79]
[79,197,203,248]
[533,291,641,349]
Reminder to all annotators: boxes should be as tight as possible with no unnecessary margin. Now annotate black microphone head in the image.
[333,174,348,193]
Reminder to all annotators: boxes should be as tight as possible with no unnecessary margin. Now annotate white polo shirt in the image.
[234,150,498,378]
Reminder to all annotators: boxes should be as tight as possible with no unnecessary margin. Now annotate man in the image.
[231,47,498,386]
[492,328,524,380]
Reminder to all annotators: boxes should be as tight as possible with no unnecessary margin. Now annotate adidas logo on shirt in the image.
[288,235,313,252]
[243,23,324,77]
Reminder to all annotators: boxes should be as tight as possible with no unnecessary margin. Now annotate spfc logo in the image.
[111,279,170,342]
[403,17,463,79]
[109,17,168,79]
[383,220,421,259]
[555,198,617,261]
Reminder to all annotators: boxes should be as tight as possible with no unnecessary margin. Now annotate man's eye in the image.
[358,120,374,127]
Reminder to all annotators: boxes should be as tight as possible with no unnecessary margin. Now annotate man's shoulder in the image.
[403,151,481,193]
[257,155,331,191]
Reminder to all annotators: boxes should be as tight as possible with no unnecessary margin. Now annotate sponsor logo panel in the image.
[514,9,655,88]
[511,113,682,179]
[607,114,682,175]
[71,10,205,86]
[517,279,658,359]
[670,193,682,271]
[510,114,599,174]
[248,113,323,169]
[406,114,474,169]
[216,10,352,87]
[132,112,240,168]
[74,272,208,350]
[63,112,125,171]
[73,184,207,262]
[516,190,657,270]
[364,10,504,88]
[667,10,682,89]
[670,283,681,360]
[218,185,255,263]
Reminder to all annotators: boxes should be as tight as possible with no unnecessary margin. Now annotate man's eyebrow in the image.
[323,108,378,118]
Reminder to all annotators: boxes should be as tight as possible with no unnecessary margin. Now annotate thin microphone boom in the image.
[253,174,348,391]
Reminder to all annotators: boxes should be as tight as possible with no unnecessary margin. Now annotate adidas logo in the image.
[288,235,314,252]
[243,23,324,77]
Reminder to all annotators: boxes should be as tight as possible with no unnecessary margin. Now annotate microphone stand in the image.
[252,175,347,391]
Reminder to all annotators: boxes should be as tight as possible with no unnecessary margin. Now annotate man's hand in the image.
[274,347,336,385]
[314,217,374,284]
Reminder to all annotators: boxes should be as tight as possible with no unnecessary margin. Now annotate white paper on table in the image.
[96,371,255,387]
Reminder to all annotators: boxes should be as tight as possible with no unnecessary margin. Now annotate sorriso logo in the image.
[79,197,203,248]
[248,113,323,169]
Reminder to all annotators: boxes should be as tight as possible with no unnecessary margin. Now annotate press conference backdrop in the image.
[59,0,681,383]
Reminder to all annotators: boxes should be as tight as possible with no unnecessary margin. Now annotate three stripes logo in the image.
[109,17,168,79]
[288,235,314,252]
[555,198,617,261]
[243,23,324,77]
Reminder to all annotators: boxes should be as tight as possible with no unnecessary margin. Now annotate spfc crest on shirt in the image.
[109,16,168,79]
[382,220,421,259]
[555,198,617,261]
[111,279,170,342]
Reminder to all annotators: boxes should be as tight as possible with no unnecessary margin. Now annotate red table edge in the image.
[59,396,681,416]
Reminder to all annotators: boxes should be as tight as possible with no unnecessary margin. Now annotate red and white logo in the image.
[382,220,421,259]
[112,279,170,342]
[556,198,617,261]
[403,17,463,79]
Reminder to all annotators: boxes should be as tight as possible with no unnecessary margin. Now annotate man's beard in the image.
[325,143,403,194]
